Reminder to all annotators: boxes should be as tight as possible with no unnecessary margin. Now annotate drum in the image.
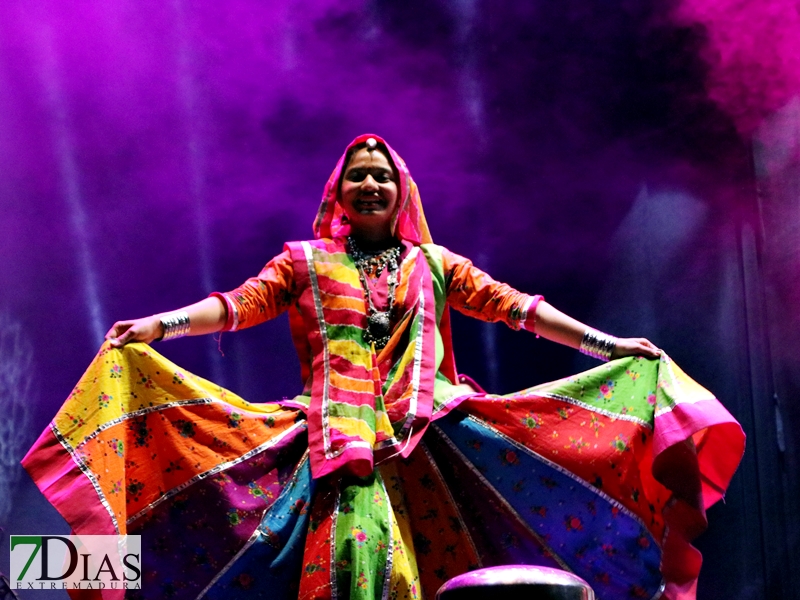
[436,565,595,600]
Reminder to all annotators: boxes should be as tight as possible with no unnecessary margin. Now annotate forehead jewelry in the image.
[365,137,378,151]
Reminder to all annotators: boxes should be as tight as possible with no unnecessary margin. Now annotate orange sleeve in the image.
[209,250,296,331]
[442,248,543,333]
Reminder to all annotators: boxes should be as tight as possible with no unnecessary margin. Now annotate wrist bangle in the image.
[159,311,190,341]
[580,328,617,362]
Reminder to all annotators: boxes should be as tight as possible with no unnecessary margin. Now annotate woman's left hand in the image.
[611,337,661,360]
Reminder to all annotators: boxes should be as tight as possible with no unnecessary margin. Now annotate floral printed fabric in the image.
[23,344,742,600]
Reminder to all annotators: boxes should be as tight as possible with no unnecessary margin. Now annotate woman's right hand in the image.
[105,316,164,347]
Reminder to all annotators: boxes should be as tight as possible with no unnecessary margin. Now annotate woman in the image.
[23,134,744,600]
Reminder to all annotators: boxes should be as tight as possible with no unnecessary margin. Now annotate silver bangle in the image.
[159,311,190,341]
[580,328,617,362]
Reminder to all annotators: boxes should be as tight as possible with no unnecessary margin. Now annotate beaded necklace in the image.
[347,237,401,350]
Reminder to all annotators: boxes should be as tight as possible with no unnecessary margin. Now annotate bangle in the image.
[580,328,617,362]
[159,311,190,341]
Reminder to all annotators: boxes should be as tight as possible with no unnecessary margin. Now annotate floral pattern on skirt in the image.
[22,343,744,600]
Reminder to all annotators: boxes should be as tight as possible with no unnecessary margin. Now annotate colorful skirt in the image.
[22,343,744,600]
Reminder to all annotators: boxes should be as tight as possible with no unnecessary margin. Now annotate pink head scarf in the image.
[312,133,458,383]
[312,133,433,245]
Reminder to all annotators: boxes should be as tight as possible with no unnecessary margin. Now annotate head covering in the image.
[312,133,458,394]
[313,133,432,245]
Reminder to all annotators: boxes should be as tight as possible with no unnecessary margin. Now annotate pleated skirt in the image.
[23,343,744,600]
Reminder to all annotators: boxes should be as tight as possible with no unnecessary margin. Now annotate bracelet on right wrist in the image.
[158,311,190,341]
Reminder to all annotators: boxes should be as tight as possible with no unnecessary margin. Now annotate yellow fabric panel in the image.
[54,342,285,449]
[328,339,374,371]
[668,360,715,402]
[329,416,377,444]
[315,260,361,288]
[390,336,418,383]
[375,410,395,438]
[392,251,418,308]
[380,462,422,600]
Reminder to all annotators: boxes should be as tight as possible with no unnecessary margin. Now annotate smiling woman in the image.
[22,134,744,600]
[339,139,400,244]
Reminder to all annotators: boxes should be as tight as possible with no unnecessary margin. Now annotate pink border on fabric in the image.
[22,427,120,599]
[290,240,335,479]
[392,257,438,460]
[654,396,739,455]
[22,427,117,536]
[654,398,745,507]
[652,397,745,600]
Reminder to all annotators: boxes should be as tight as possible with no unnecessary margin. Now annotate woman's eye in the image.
[345,169,392,183]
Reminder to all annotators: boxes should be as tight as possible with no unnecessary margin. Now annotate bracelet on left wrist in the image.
[579,328,617,362]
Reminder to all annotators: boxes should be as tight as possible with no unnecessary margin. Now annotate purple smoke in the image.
[677,0,800,135]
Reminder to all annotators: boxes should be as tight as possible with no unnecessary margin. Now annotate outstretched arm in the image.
[534,300,660,360]
[442,248,660,361]
[105,250,297,348]
[105,297,227,347]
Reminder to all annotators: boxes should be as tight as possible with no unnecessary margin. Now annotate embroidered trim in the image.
[419,441,482,567]
[429,422,572,572]
[378,472,395,600]
[330,478,342,600]
[537,392,653,428]
[51,423,120,534]
[127,421,307,524]
[196,526,260,598]
[392,285,425,442]
[195,451,311,599]
[458,414,661,546]
[74,398,213,446]
[301,241,334,458]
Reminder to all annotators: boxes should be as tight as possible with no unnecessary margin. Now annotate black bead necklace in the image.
[347,237,401,349]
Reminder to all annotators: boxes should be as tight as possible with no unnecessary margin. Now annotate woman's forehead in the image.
[345,147,393,171]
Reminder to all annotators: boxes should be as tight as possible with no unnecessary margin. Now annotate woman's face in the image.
[340,147,399,239]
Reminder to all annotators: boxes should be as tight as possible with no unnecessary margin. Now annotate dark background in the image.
[1,1,798,598]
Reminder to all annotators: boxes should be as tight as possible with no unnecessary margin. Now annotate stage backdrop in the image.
[1,1,798,598]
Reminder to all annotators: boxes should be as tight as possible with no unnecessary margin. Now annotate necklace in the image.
[347,237,401,350]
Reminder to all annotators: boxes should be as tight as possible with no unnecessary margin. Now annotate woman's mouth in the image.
[354,197,385,212]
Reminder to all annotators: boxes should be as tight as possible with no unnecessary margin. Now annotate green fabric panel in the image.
[421,244,449,381]
[288,394,311,410]
[327,401,377,424]
[508,357,660,425]
[382,310,423,394]
[334,471,392,600]
[433,328,445,379]
[327,324,372,349]
[310,245,354,267]
[420,244,446,323]
[654,360,681,412]
[433,372,465,412]
[381,244,447,396]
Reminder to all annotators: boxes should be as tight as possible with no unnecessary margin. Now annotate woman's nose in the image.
[361,174,379,190]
